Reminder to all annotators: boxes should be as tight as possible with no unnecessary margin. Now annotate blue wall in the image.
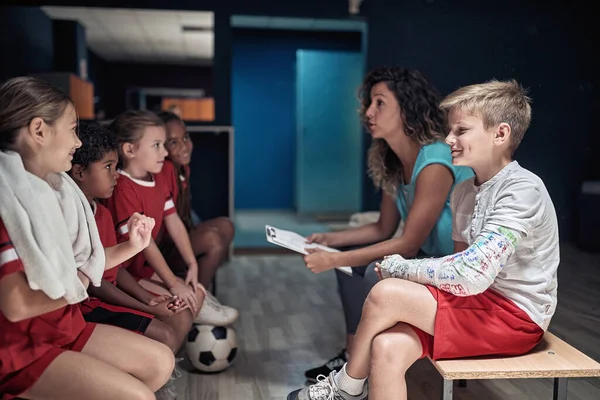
[0,6,53,82]
[232,29,362,210]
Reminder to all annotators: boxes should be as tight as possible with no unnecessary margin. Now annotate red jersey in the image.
[160,160,190,204]
[103,169,176,280]
[93,202,119,284]
[159,160,192,234]
[0,218,87,375]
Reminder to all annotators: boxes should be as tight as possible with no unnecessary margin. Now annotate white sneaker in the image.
[194,291,239,326]
[155,384,176,400]
[287,371,368,400]
[155,368,181,400]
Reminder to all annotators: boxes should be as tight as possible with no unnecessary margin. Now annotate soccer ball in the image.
[186,324,237,373]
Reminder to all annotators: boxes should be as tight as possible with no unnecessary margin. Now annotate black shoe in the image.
[304,349,347,383]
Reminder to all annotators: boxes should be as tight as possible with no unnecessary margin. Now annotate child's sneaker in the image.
[287,371,368,400]
[195,291,239,326]
[155,370,179,400]
[155,384,176,400]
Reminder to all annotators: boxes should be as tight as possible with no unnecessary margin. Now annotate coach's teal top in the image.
[396,141,474,256]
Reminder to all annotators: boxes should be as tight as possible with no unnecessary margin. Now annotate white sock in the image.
[334,364,366,396]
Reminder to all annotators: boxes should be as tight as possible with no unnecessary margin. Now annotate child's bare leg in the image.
[195,217,235,247]
[80,324,174,392]
[138,276,197,353]
[145,318,182,354]
[347,279,437,379]
[189,228,225,287]
[160,309,194,353]
[21,351,157,400]
[369,323,423,400]
[23,323,174,399]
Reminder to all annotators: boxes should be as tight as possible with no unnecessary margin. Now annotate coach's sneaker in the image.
[194,291,239,326]
[304,349,348,383]
[287,370,368,400]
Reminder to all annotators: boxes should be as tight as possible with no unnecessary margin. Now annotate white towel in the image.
[0,151,105,304]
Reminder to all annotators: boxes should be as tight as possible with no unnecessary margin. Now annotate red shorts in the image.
[0,323,96,400]
[411,286,544,360]
[81,299,153,334]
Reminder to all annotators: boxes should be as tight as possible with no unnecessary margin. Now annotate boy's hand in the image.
[77,270,90,289]
[170,278,200,314]
[147,295,188,318]
[377,254,404,278]
[374,263,392,280]
[127,213,155,252]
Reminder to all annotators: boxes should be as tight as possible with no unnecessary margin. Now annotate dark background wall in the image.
[2,0,598,241]
[86,49,109,114]
[89,61,213,118]
[52,19,87,77]
[0,6,53,82]
[361,0,599,241]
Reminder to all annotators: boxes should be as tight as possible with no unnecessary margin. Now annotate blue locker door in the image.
[296,50,364,214]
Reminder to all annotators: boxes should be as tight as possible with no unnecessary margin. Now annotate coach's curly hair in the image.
[359,67,447,196]
[72,122,118,169]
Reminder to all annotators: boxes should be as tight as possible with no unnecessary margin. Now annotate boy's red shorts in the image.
[411,286,544,360]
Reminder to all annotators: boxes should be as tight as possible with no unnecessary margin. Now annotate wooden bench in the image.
[430,332,600,399]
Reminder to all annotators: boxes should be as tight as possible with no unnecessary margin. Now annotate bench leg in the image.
[553,378,568,400]
[442,379,453,400]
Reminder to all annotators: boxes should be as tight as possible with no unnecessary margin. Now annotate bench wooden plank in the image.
[431,332,600,380]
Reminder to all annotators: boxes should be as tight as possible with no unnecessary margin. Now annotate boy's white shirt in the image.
[450,161,559,330]
[380,161,559,330]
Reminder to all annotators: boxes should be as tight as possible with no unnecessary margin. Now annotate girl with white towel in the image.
[0,77,174,400]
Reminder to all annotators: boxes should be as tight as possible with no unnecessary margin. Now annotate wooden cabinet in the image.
[162,97,215,121]
[30,72,95,119]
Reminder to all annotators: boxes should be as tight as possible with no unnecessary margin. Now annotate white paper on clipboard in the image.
[265,225,353,276]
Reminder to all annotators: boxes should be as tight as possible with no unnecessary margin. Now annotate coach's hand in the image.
[303,248,338,274]
[305,232,331,246]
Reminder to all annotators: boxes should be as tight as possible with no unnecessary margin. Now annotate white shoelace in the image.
[171,366,183,380]
[308,373,338,400]
[204,292,222,311]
